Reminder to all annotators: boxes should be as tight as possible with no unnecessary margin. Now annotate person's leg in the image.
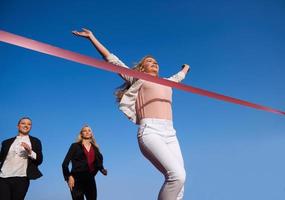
[9,177,30,200]
[138,121,186,200]
[166,131,186,200]
[71,176,85,200]
[84,175,97,200]
[0,177,12,200]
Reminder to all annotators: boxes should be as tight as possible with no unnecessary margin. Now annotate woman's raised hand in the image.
[181,64,191,74]
[72,27,110,58]
[72,28,94,38]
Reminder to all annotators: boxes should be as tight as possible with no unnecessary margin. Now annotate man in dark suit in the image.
[0,117,43,200]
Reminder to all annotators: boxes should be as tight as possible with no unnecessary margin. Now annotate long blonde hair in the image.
[76,125,99,148]
[115,55,154,102]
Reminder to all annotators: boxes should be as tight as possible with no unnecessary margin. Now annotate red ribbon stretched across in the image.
[0,30,284,115]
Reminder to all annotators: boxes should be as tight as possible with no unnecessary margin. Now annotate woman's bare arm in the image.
[72,28,110,59]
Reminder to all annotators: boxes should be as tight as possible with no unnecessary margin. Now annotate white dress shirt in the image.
[0,135,37,178]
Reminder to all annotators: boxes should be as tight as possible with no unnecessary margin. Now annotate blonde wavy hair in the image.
[76,125,99,148]
[115,55,154,102]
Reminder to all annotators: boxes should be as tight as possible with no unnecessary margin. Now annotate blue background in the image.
[1,0,285,199]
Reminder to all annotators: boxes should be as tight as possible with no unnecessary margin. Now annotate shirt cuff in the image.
[29,150,37,160]
[105,53,129,68]
[178,71,186,79]
[105,53,117,62]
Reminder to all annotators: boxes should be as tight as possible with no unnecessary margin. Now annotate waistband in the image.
[139,118,173,126]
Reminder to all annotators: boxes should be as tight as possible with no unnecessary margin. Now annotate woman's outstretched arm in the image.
[72,28,110,58]
[168,64,191,83]
[73,28,134,83]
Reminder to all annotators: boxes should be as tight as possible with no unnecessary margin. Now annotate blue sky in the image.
[1,0,285,199]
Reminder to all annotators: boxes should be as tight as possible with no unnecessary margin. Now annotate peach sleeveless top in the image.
[136,80,172,121]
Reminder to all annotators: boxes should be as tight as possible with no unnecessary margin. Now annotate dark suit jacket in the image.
[62,142,104,181]
[0,135,43,180]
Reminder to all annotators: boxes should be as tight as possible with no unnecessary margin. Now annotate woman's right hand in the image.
[72,27,110,58]
[72,28,94,38]
[68,175,75,191]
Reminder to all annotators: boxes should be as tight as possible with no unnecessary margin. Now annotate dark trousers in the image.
[0,177,30,200]
[71,173,97,200]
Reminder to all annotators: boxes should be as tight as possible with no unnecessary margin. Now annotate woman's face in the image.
[81,126,93,139]
[18,119,32,135]
[142,57,159,76]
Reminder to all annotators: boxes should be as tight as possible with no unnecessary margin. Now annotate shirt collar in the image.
[16,135,29,139]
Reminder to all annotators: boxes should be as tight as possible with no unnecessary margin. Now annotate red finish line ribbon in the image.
[0,30,284,115]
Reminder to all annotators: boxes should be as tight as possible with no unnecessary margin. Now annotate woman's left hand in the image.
[101,169,108,176]
[181,64,190,73]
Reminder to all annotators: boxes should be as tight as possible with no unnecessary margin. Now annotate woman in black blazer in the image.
[62,125,107,200]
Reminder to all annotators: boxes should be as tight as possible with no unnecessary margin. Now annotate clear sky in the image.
[1,0,285,199]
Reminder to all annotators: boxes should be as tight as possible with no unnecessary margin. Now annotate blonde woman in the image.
[62,125,107,200]
[73,28,190,200]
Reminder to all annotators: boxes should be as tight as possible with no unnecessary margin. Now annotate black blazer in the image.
[0,135,43,180]
[62,142,104,181]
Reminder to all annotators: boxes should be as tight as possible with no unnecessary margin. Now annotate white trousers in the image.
[138,118,186,200]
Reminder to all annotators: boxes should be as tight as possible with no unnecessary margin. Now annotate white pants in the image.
[138,118,186,200]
